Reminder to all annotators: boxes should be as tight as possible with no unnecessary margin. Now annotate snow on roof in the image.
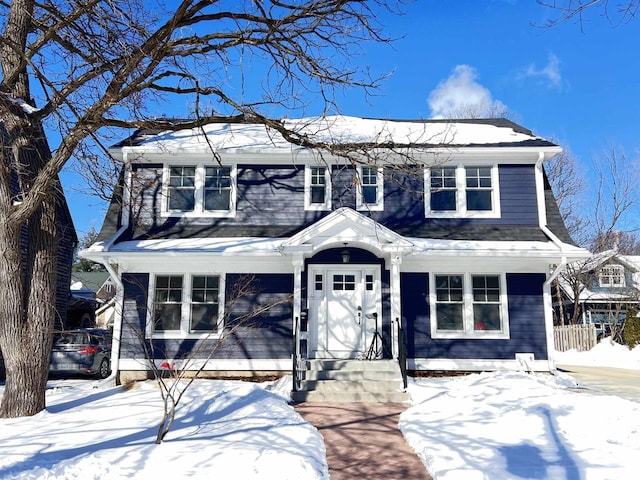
[86,236,583,258]
[113,115,557,156]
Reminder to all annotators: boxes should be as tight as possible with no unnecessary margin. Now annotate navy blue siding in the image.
[120,273,150,358]
[497,165,539,225]
[401,272,548,361]
[126,163,543,240]
[221,273,294,359]
[120,273,293,361]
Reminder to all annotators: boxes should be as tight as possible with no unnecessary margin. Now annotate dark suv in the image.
[50,328,112,379]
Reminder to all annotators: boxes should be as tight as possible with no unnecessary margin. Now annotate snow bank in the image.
[555,337,640,370]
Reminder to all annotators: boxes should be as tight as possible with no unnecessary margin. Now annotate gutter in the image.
[535,151,573,372]
[96,158,132,387]
[97,261,123,387]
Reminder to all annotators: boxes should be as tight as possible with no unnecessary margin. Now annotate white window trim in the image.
[599,264,625,288]
[304,165,332,211]
[356,165,384,211]
[147,273,226,340]
[424,164,501,218]
[429,272,510,339]
[161,164,237,218]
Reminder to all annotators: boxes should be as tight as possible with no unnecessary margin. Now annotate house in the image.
[68,272,117,329]
[555,250,640,340]
[82,115,589,387]
[2,124,77,331]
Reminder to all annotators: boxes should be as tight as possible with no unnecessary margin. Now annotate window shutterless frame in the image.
[162,164,236,218]
[429,272,509,339]
[424,164,501,218]
[148,273,226,339]
[304,165,331,210]
[356,165,384,211]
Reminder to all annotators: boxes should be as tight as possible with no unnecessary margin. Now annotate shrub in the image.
[623,307,640,349]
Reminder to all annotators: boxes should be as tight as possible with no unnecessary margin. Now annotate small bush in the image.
[623,308,640,349]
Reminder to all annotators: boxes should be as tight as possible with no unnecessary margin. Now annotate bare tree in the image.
[538,0,639,29]
[588,146,639,253]
[0,0,401,418]
[129,275,292,444]
[544,145,588,245]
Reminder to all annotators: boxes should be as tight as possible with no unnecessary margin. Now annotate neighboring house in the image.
[82,115,589,384]
[68,272,117,329]
[555,250,640,339]
[2,124,77,331]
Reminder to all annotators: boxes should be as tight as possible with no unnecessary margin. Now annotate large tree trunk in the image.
[0,0,60,418]
[0,116,59,417]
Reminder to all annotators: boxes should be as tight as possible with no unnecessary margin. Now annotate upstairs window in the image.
[431,273,509,339]
[305,165,331,210]
[168,166,196,211]
[430,167,457,211]
[425,165,500,218]
[152,274,223,338]
[599,265,625,288]
[204,166,232,211]
[357,165,383,211]
[164,164,236,217]
[465,166,493,211]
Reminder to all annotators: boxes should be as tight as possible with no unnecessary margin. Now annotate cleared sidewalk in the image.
[294,402,431,480]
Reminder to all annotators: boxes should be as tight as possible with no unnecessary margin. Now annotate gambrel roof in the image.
[110,115,558,157]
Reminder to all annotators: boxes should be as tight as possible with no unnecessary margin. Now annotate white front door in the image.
[308,265,381,359]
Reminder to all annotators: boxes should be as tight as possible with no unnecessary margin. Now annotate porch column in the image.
[390,254,402,358]
[292,255,305,332]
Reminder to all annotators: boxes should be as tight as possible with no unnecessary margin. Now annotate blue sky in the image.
[62,0,640,238]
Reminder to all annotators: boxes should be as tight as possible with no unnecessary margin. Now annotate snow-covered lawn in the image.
[0,377,328,479]
[0,339,638,479]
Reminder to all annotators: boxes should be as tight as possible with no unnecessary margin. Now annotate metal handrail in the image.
[396,317,408,389]
[292,312,307,392]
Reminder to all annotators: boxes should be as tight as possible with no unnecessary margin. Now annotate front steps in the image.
[291,359,410,403]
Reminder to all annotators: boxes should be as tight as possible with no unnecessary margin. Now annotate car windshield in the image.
[53,333,87,345]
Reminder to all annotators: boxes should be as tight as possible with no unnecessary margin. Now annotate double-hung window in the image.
[168,166,196,212]
[599,265,625,288]
[305,165,331,210]
[431,273,509,338]
[357,165,383,211]
[164,164,236,217]
[425,165,499,217]
[152,274,223,338]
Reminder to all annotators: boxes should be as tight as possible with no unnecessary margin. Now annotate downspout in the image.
[536,151,566,371]
[98,261,123,387]
[97,156,131,386]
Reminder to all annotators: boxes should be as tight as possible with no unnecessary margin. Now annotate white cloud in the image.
[428,65,507,119]
[520,53,562,89]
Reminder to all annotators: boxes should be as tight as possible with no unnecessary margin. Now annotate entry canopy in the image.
[280,207,414,256]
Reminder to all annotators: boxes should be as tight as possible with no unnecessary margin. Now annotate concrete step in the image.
[304,369,399,381]
[300,379,402,393]
[291,389,410,403]
[293,359,409,403]
[306,359,399,372]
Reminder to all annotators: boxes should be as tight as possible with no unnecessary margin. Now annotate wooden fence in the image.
[554,324,597,352]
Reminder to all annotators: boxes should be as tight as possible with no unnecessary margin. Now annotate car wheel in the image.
[96,358,110,379]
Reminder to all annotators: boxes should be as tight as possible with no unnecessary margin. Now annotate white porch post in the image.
[292,255,304,329]
[390,254,403,358]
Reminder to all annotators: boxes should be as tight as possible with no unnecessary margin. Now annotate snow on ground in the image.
[0,376,328,480]
[1,339,638,479]
[555,336,640,369]
[401,371,640,480]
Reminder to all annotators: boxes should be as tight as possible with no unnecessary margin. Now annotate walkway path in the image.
[558,365,640,402]
[294,402,431,480]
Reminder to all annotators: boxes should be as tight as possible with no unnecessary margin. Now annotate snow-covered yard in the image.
[0,340,638,479]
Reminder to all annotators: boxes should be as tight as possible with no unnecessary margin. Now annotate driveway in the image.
[557,365,640,402]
